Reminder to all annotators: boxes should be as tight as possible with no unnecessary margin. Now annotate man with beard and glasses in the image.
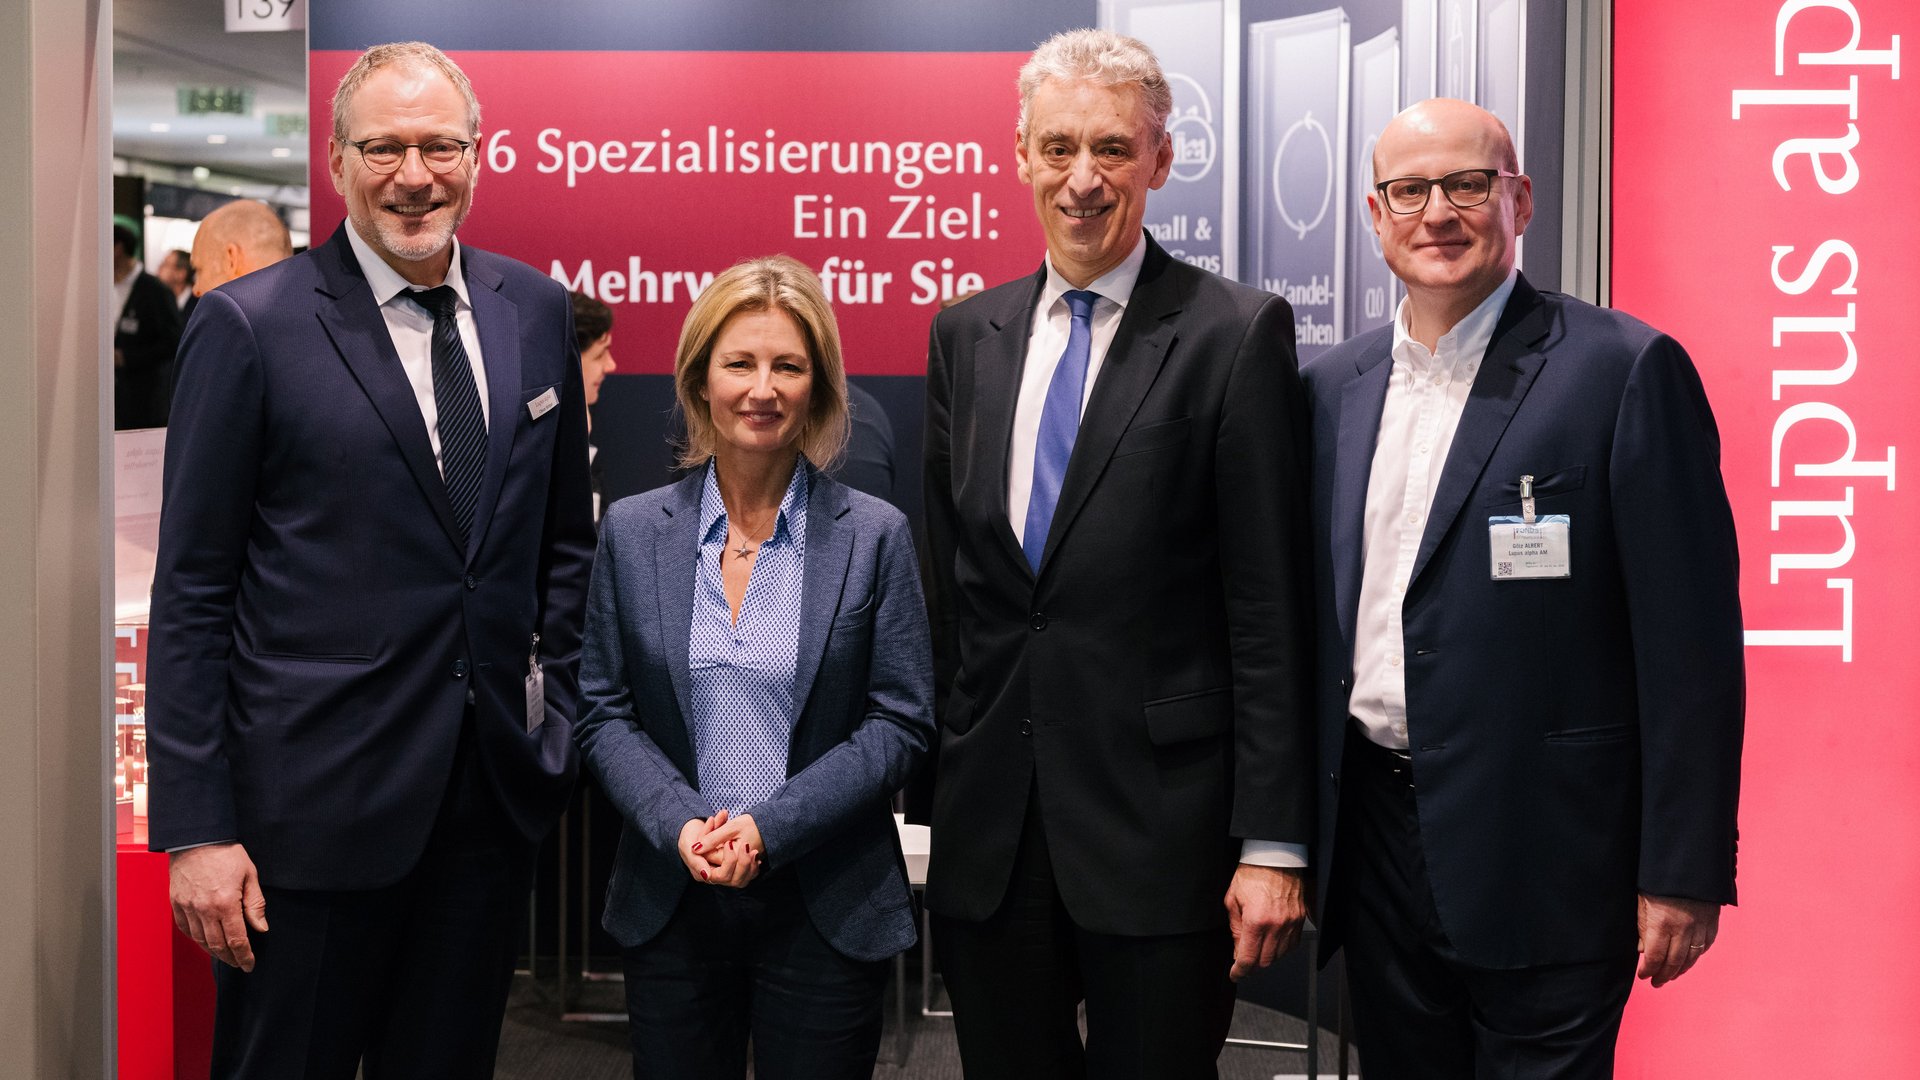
[145,40,595,1079]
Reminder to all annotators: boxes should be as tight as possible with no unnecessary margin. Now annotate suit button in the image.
[1029,612,1048,631]
[464,574,478,590]
[452,659,467,679]
[1018,719,1033,736]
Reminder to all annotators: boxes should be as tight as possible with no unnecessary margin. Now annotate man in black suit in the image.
[146,41,595,1078]
[111,220,181,429]
[919,28,1314,1079]
[1300,99,1743,1078]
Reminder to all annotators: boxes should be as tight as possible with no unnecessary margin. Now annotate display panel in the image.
[1245,8,1350,360]
[1347,27,1401,338]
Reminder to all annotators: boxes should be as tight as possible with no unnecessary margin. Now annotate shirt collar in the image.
[1039,232,1147,318]
[345,223,471,311]
[698,457,811,553]
[1390,268,1519,371]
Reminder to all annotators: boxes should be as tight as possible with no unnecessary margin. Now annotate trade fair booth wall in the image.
[109,1,1919,1076]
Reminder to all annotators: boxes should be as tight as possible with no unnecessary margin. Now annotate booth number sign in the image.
[226,0,305,33]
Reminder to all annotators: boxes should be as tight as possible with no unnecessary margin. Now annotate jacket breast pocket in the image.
[1481,465,1587,507]
[1112,416,1191,458]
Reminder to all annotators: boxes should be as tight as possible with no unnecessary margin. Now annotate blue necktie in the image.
[1023,289,1099,573]
[409,286,487,545]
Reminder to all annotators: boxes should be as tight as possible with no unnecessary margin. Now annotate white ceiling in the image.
[112,0,310,188]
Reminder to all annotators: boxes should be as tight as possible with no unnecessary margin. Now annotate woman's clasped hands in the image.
[677,808,765,888]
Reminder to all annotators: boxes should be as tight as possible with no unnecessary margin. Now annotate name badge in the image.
[527,387,559,420]
[1489,515,1571,580]
[525,633,546,733]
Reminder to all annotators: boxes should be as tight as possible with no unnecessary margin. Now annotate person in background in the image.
[570,289,618,521]
[834,380,897,506]
[190,199,294,299]
[1301,98,1743,1079]
[575,254,932,1080]
[918,28,1314,1079]
[146,41,594,1078]
[158,248,195,319]
[112,217,181,430]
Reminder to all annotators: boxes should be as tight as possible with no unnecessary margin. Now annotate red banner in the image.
[1613,1,1918,1073]
[309,50,1045,375]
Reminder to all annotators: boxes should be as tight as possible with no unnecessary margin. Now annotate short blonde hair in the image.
[332,42,480,142]
[673,255,849,470]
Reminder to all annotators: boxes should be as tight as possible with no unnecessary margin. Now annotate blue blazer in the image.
[576,465,933,962]
[145,224,597,890]
[1300,274,1745,968]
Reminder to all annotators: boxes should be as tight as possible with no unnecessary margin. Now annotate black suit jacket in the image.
[1301,275,1745,967]
[919,237,1315,936]
[115,269,182,429]
[145,224,597,891]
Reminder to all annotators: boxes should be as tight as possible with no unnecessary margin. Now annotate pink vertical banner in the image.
[1612,0,1919,1074]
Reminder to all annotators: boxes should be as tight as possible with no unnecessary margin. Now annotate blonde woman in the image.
[574,255,932,1079]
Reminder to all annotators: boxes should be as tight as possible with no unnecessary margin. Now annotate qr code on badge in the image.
[1496,561,1513,577]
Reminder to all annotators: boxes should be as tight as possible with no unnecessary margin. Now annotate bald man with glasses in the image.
[1299,98,1745,1078]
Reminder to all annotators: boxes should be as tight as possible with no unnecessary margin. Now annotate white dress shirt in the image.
[345,226,491,476]
[1007,238,1145,545]
[1008,236,1304,869]
[1350,270,1519,748]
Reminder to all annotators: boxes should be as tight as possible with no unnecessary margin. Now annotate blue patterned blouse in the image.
[687,458,809,814]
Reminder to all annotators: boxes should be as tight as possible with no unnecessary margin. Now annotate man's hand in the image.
[169,843,268,972]
[1637,892,1721,988]
[1224,864,1307,981]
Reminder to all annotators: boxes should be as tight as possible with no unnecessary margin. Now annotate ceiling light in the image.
[206,134,228,145]
[192,166,210,180]
[271,147,292,158]
[149,123,170,133]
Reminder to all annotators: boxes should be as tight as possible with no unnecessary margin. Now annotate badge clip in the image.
[1520,474,1536,524]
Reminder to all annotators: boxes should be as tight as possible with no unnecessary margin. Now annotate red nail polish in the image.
[692,843,702,853]
[702,869,710,880]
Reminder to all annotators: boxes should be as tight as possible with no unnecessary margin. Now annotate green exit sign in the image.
[177,86,253,116]
[264,113,307,138]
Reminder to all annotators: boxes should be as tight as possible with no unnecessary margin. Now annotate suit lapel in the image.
[464,251,521,564]
[790,470,854,725]
[1038,240,1179,573]
[313,230,466,557]
[1333,346,1393,656]
[974,270,1045,579]
[1410,278,1553,585]
[655,472,704,727]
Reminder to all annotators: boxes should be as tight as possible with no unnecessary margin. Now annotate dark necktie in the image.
[1022,289,1099,573]
[408,286,487,544]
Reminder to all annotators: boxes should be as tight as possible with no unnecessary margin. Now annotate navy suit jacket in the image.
[1301,274,1745,968]
[576,466,933,963]
[145,224,597,890]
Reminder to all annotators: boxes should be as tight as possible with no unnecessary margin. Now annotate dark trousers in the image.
[209,725,537,1080]
[620,870,891,1080]
[932,791,1235,1080]
[1330,728,1635,1080]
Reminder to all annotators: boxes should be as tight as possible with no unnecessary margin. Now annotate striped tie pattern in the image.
[409,286,487,544]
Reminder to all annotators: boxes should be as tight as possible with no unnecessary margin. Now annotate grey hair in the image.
[1017,29,1173,143]
[331,41,481,142]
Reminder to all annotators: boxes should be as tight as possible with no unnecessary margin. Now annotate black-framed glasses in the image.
[345,137,474,175]
[1374,168,1518,215]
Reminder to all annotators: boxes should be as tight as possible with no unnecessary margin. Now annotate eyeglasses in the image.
[1374,168,1519,215]
[345,137,474,175]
